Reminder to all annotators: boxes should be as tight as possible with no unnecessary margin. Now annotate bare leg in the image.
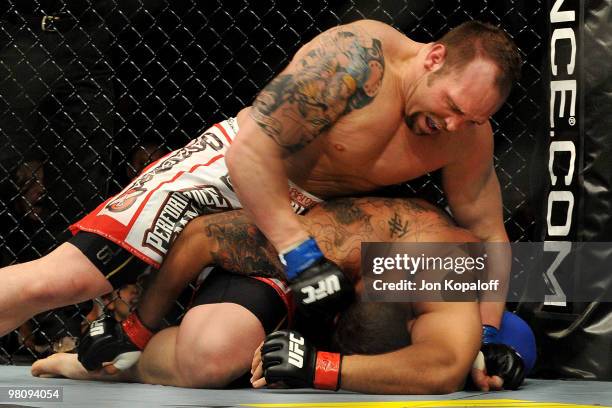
[0,242,113,335]
[136,326,184,386]
[173,303,266,388]
[33,303,266,388]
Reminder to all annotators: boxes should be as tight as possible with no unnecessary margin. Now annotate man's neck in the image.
[399,43,430,108]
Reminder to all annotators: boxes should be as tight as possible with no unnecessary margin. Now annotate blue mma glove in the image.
[281,237,325,280]
[280,237,354,322]
[482,324,500,344]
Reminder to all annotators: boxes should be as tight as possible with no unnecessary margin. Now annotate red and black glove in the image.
[261,330,342,391]
[78,312,153,371]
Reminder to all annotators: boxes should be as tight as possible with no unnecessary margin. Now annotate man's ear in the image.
[424,43,447,73]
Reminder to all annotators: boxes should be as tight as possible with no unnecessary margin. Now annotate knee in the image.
[175,316,242,388]
[25,269,88,308]
[174,311,250,388]
[22,269,46,305]
[22,258,64,306]
[175,339,237,388]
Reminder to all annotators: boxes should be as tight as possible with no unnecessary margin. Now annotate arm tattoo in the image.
[197,197,449,281]
[203,213,284,280]
[251,28,385,153]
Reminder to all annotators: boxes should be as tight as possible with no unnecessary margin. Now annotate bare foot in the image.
[31,353,92,380]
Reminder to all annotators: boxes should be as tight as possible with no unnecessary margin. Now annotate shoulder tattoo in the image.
[251,28,385,153]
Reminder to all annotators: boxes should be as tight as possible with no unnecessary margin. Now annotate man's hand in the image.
[470,349,503,391]
[250,330,342,390]
[470,311,536,391]
[470,343,525,391]
[282,237,354,320]
[78,313,153,372]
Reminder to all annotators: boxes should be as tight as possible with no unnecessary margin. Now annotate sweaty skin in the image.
[135,197,474,330]
[33,197,492,393]
[0,19,510,340]
[226,19,509,327]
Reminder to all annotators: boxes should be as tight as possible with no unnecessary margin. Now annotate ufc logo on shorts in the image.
[300,275,341,304]
[89,320,105,337]
[288,333,305,368]
[96,245,114,266]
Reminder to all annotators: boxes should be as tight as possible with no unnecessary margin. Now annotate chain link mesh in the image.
[0,0,544,364]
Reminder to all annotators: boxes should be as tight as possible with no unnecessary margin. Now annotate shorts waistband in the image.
[288,180,323,211]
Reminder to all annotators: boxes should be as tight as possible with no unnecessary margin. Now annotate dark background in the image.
[0,0,546,365]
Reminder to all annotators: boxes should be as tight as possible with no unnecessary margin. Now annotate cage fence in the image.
[0,0,544,364]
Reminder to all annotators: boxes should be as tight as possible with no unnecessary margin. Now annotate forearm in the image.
[479,235,511,328]
[444,159,510,328]
[479,302,506,328]
[135,210,288,330]
[340,344,467,394]
[199,211,285,279]
[137,218,218,329]
[226,121,308,251]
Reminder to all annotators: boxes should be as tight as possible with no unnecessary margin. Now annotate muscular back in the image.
[301,197,477,280]
[200,197,476,282]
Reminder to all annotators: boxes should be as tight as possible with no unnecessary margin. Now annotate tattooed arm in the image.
[225,21,385,253]
[135,196,475,330]
[200,197,471,282]
[134,202,369,331]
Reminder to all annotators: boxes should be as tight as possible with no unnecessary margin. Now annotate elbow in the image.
[425,353,470,395]
[394,372,463,395]
[225,142,251,187]
[225,135,274,177]
[434,370,466,394]
[224,142,242,176]
[417,372,464,395]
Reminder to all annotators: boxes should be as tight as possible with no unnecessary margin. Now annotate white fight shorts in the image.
[70,118,323,267]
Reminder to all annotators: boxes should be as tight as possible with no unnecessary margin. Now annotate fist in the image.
[258,330,342,390]
[290,258,354,318]
[470,343,525,391]
[78,313,152,372]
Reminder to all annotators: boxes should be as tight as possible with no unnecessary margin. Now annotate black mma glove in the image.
[472,312,535,390]
[78,312,153,371]
[476,343,526,390]
[261,330,342,390]
[281,237,354,320]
